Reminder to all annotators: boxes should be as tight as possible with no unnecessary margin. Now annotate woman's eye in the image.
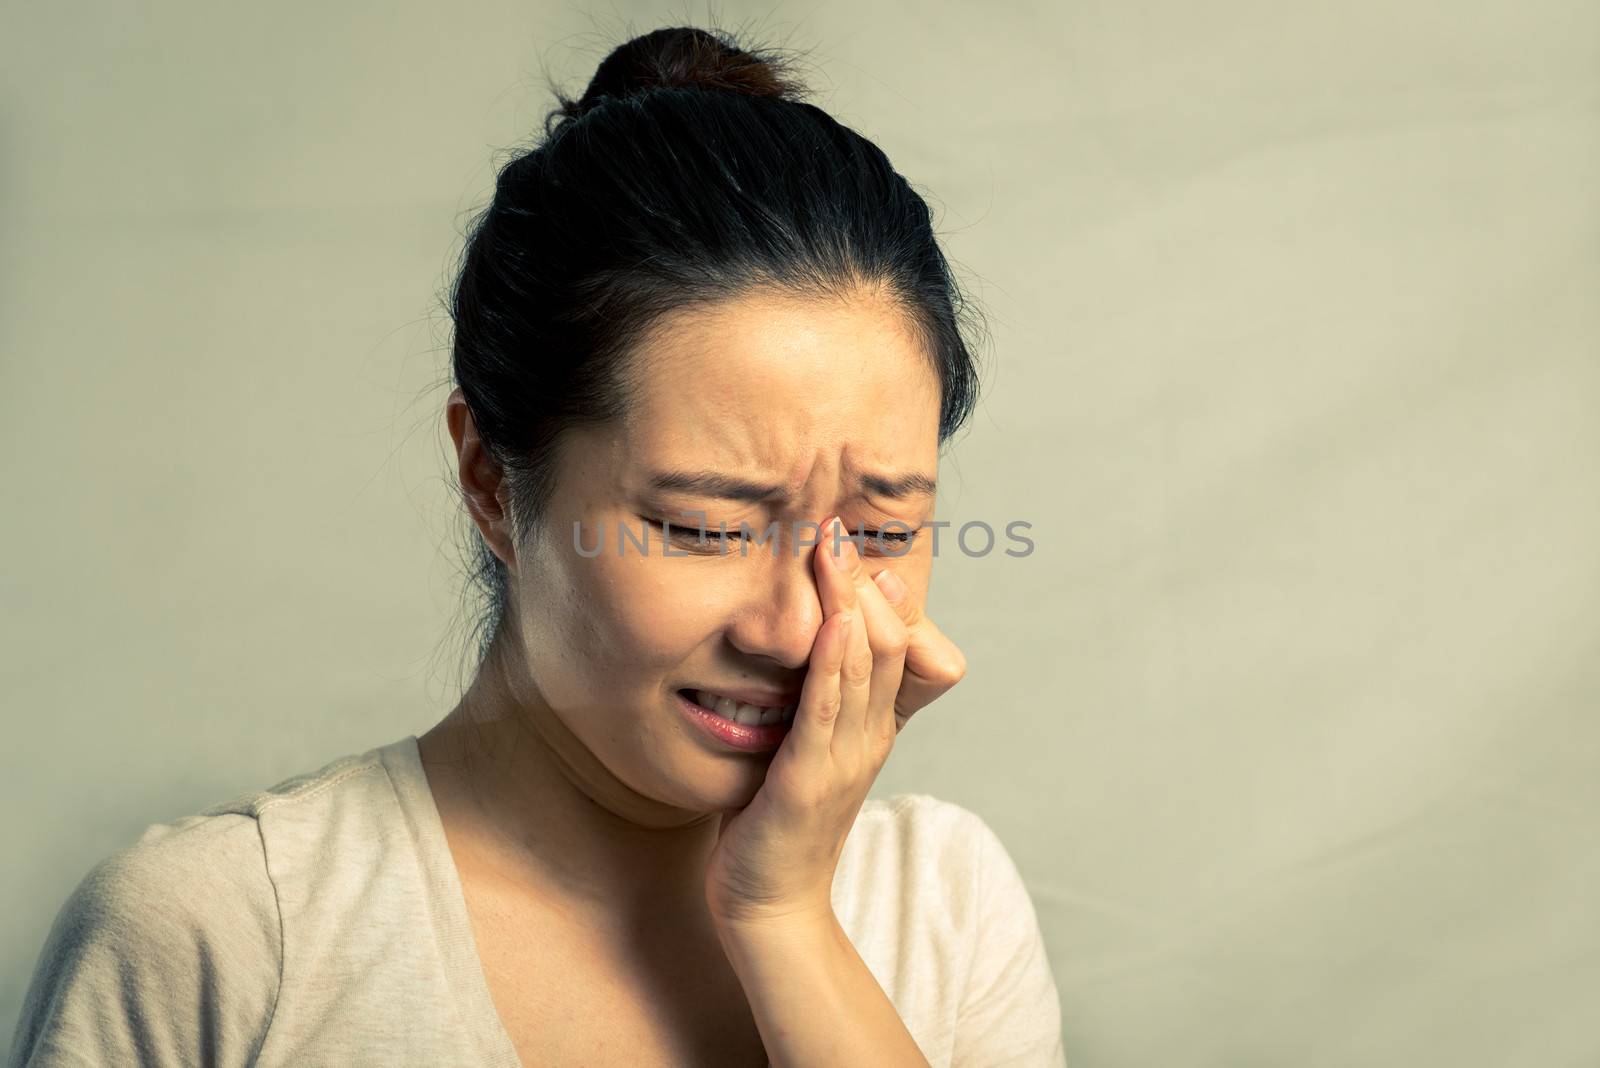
[860,528,916,553]
[643,517,735,551]
[830,526,920,554]
[641,517,918,555]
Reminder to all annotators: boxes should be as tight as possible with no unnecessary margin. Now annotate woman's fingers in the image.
[785,609,851,765]
[812,516,857,620]
[869,568,966,732]
[813,516,866,741]
[818,517,909,749]
[891,615,966,731]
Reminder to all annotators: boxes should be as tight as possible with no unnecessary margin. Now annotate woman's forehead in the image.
[626,449,939,506]
[560,293,943,507]
[600,415,938,504]
[633,291,931,390]
[616,389,939,505]
[621,294,939,440]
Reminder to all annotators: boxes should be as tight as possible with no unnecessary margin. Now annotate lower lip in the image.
[675,690,794,753]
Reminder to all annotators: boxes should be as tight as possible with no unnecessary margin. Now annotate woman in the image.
[9,25,1066,1068]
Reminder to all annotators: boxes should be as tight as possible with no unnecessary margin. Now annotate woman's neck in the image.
[416,648,726,940]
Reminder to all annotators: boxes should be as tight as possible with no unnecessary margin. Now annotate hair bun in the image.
[555,26,808,123]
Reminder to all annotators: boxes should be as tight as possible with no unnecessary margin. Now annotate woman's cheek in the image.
[597,556,727,664]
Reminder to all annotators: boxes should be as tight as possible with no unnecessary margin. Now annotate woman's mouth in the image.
[674,689,795,753]
[678,688,797,726]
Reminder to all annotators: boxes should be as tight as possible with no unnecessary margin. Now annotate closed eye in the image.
[644,518,731,538]
[640,516,734,554]
[641,517,919,556]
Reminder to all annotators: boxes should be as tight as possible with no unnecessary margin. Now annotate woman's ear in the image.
[447,386,517,569]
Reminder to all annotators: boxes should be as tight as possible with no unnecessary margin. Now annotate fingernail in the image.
[873,569,907,601]
[831,518,857,565]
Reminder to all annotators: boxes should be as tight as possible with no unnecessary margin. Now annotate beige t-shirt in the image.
[8,736,1067,1067]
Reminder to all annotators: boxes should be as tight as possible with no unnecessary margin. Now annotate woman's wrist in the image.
[707,891,836,935]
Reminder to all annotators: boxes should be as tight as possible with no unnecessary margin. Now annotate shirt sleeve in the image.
[6,813,283,1068]
[950,811,1069,1068]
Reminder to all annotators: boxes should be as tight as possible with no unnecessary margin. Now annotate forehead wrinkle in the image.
[617,299,939,508]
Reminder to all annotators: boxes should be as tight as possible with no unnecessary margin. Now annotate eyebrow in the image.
[646,468,938,502]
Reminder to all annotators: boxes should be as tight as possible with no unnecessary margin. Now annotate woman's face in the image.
[502,289,942,816]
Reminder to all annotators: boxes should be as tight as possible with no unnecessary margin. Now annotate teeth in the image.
[693,690,797,726]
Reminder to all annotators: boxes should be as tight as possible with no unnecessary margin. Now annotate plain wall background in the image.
[4,2,1597,1064]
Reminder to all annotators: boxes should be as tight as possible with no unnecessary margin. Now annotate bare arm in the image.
[714,906,932,1068]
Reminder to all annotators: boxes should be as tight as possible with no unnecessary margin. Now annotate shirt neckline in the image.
[379,733,526,1068]
[379,732,787,1068]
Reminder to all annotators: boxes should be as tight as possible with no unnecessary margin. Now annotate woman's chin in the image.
[664,759,768,814]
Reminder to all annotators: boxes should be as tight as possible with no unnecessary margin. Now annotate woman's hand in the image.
[703,515,965,927]
[870,555,969,736]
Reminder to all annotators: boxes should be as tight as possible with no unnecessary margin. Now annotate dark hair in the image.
[446,25,986,671]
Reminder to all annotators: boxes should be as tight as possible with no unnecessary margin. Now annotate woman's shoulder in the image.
[843,793,1067,1068]
[195,736,405,821]
[857,790,989,826]
[8,737,421,1067]
[34,738,391,961]
[74,738,412,905]
[850,791,1004,865]
[848,791,1048,937]
[9,800,284,1065]
[65,735,405,892]
[840,790,1054,954]
[836,792,1005,921]
[86,805,270,899]
[183,736,426,926]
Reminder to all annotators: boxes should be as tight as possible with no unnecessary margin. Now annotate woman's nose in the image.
[724,552,825,671]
